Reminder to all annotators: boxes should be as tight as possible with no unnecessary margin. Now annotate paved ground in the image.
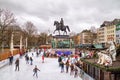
[0,52,82,80]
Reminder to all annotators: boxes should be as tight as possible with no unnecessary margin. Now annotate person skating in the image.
[65,59,69,73]
[15,58,19,71]
[32,53,34,56]
[25,55,29,64]
[58,56,62,67]
[70,63,74,75]
[33,65,40,78]
[42,55,44,63]
[74,66,78,78]
[30,57,33,65]
[60,61,64,73]
[8,55,13,65]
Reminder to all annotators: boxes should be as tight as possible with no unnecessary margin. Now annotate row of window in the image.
[116,35,119,37]
[98,32,104,34]
[107,26,115,29]
[107,30,114,33]
[107,35,114,37]
[116,40,120,43]
[116,25,120,28]
[99,39,105,41]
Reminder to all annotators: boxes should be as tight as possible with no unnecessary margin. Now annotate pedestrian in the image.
[15,58,19,71]
[33,65,40,78]
[30,57,33,65]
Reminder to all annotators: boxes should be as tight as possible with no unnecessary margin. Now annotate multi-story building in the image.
[97,19,120,44]
[97,27,107,44]
[80,30,97,44]
[106,19,120,43]
[106,23,116,42]
[73,34,80,45]
[97,21,110,45]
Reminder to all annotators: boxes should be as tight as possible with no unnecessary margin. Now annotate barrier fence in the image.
[0,49,20,61]
[75,65,95,80]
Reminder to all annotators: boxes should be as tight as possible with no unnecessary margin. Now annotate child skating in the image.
[33,65,40,78]
[42,55,44,63]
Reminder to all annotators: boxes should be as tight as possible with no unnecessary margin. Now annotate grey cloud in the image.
[0,0,120,33]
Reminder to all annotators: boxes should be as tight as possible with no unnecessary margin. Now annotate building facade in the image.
[97,19,120,44]
[97,27,107,44]
[80,30,97,44]
[116,23,120,44]
[106,23,116,42]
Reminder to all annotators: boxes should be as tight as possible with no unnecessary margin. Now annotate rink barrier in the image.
[0,49,20,61]
[75,65,95,80]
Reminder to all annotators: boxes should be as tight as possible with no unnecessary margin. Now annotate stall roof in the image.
[75,44,104,49]
[39,45,51,49]
[93,44,103,49]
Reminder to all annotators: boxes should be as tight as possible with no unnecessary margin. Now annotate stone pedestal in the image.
[52,35,73,49]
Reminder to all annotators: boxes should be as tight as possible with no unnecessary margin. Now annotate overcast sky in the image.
[0,0,120,34]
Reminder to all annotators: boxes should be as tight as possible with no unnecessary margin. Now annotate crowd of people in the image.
[58,53,83,78]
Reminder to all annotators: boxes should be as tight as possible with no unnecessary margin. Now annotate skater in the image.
[8,55,13,65]
[15,58,19,71]
[33,65,40,78]
[60,61,64,73]
[36,52,39,57]
[65,59,69,73]
[30,57,33,65]
[32,53,34,56]
[58,56,62,67]
[25,54,29,64]
[70,63,74,75]
[42,55,44,63]
[74,67,78,78]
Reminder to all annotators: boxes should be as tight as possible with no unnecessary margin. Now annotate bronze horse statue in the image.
[53,21,70,35]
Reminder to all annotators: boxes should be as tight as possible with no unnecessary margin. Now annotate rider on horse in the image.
[60,18,64,31]
[53,18,70,35]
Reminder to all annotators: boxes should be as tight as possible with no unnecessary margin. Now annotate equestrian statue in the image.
[53,18,70,35]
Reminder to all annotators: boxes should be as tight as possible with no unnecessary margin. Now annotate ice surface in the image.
[0,52,82,80]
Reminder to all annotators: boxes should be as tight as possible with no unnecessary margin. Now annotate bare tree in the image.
[22,21,37,48]
[40,32,48,45]
[0,8,16,51]
[23,21,37,35]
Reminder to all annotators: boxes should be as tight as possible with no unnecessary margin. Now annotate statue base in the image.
[52,35,74,49]
[53,35,70,39]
